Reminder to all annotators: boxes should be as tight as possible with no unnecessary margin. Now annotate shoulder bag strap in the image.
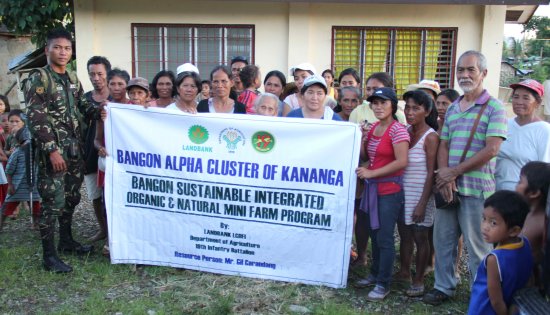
[460,100,489,163]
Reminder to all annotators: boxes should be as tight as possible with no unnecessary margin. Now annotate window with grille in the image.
[132,24,254,82]
[332,27,457,96]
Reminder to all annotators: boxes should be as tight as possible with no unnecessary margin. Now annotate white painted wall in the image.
[74,0,505,96]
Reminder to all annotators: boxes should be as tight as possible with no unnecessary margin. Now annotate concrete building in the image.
[73,0,546,96]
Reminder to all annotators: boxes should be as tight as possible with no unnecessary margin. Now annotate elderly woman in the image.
[167,70,201,114]
[286,75,342,121]
[338,86,361,121]
[254,93,280,117]
[263,70,291,116]
[197,66,246,114]
[496,79,550,191]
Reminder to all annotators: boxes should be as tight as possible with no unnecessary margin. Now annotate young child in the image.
[515,161,550,287]
[2,110,26,218]
[0,127,41,231]
[468,190,532,315]
[0,113,10,205]
[0,95,11,135]
[198,80,211,102]
[4,110,25,158]
[237,65,261,114]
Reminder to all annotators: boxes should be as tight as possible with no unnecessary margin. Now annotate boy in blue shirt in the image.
[468,190,532,315]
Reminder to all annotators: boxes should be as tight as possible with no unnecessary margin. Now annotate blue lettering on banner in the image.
[207,159,259,179]
[117,150,162,168]
[280,166,344,186]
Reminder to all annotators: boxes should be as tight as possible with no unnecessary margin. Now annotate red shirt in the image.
[365,120,410,195]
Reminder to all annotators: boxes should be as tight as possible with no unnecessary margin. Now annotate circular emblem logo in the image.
[188,125,209,144]
[252,131,275,153]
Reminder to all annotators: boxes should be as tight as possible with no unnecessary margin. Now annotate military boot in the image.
[40,219,72,273]
[58,212,94,255]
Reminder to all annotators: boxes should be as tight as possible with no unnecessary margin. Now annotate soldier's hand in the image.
[49,150,67,172]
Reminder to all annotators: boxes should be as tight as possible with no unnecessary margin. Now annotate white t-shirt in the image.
[495,118,550,191]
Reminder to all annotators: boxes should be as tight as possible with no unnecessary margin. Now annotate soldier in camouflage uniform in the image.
[25,29,98,273]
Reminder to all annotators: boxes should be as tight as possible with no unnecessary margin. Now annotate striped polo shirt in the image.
[440,90,507,198]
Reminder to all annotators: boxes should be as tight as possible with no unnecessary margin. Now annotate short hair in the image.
[0,95,11,113]
[151,70,176,99]
[484,190,530,229]
[201,80,211,87]
[107,68,130,84]
[239,65,260,89]
[175,71,202,94]
[86,56,112,74]
[366,72,393,88]
[458,50,487,72]
[46,28,73,47]
[338,68,361,85]
[438,89,460,103]
[264,70,287,86]
[8,109,25,121]
[403,90,439,131]
[520,161,550,206]
[253,93,280,112]
[338,86,362,102]
[210,65,232,81]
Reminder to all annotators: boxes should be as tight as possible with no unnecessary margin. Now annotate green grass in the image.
[0,209,470,314]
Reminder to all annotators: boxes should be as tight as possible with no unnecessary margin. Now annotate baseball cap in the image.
[290,62,317,76]
[367,87,398,104]
[126,77,149,91]
[231,55,248,65]
[176,63,200,76]
[406,79,441,95]
[301,74,327,94]
[510,79,544,97]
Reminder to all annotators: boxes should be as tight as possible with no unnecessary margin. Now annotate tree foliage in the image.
[0,0,73,46]
[523,16,550,58]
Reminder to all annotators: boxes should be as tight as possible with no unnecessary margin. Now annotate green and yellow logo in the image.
[252,131,275,153]
[188,125,209,144]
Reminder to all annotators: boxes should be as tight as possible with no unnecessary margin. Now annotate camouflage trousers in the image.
[37,150,84,223]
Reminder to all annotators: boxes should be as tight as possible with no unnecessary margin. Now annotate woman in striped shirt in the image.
[397,90,440,297]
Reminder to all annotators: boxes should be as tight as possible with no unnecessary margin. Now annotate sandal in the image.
[406,284,425,297]
[423,288,449,305]
[355,274,377,288]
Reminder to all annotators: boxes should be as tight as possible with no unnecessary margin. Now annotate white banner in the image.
[104,104,361,288]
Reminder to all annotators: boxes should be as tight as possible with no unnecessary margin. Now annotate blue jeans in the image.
[367,190,404,288]
[433,195,492,296]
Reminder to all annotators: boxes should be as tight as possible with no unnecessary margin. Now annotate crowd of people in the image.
[1,28,550,314]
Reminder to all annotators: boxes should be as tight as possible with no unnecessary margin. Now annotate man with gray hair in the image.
[423,50,508,305]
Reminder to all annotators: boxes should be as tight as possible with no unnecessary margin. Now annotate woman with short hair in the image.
[286,74,342,121]
[166,71,202,114]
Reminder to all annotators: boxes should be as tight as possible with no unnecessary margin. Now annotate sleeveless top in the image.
[403,127,436,226]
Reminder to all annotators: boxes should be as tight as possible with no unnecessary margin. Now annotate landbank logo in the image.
[183,125,213,153]
[188,125,209,144]
[219,128,245,153]
[252,131,275,153]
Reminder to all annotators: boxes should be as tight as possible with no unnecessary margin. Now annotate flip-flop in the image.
[406,284,425,297]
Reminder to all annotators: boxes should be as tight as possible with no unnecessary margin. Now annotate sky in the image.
[504,5,550,39]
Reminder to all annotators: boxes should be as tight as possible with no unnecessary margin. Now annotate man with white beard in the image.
[423,50,508,305]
